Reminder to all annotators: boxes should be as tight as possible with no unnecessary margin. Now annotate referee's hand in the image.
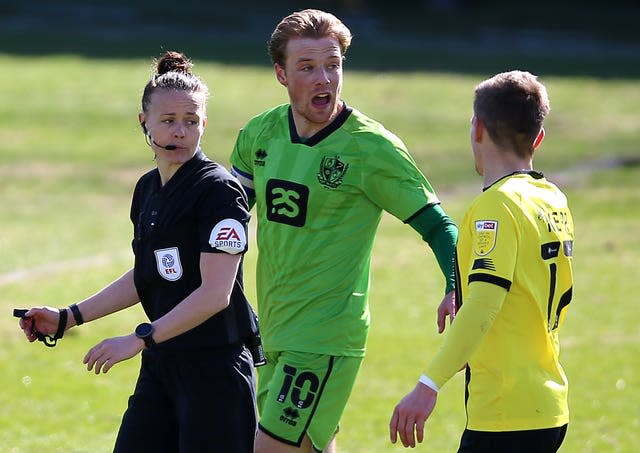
[83,334,143,374]
[389,382,437,448]
[17,306,60,342]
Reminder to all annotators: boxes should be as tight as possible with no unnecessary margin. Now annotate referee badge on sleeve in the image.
[473,220,498,256]
[154,247,183,281]
[209,219,247,254]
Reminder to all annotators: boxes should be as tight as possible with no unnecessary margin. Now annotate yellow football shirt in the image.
[425,171,574,431]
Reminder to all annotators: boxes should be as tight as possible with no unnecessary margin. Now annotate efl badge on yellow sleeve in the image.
[473,220,498,256]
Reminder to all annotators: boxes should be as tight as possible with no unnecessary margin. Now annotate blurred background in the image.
[1,0,639,77]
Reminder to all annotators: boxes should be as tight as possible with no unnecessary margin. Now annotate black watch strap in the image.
[142,335,156,348]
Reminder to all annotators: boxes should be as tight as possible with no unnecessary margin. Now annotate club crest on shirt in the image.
[154,247,183,281]
[317,155,349,189]
[473,220,498,256]
[254,148,267,167]
[209,219,247,254]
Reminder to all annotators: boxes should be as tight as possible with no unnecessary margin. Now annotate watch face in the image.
[136,323,153,338]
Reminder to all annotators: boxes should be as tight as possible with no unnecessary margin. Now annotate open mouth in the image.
[312,93,331,107]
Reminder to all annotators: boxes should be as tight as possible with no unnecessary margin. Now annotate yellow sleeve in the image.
[424,281,508,388]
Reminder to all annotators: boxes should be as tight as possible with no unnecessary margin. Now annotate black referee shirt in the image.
[130,150,252,351]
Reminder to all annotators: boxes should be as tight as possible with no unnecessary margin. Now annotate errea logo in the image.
[280,407,300,427]
[209,219,247,254]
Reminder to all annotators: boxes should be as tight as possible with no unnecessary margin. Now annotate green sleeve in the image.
[424,281,507,387]
[408,204,458,293]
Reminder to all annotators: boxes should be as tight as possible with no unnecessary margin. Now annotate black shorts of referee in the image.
[113,343,256,453]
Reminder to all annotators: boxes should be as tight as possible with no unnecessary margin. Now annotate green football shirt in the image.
[425,171,574,431]
[231,103,439,356]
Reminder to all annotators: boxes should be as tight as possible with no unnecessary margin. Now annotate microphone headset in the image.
[140,121,177,151]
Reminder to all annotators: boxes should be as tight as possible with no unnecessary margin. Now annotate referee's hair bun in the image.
[156,51,193,75]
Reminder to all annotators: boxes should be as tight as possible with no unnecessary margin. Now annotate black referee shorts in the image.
[113,344,256,453]
[458,424,568,453]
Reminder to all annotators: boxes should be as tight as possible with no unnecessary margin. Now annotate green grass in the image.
[1,53,639,452]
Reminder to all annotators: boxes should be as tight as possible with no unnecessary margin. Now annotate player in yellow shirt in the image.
[390,70,574,453]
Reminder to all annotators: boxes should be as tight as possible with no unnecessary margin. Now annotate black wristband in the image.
[69,304,84,326]
[55,308,67,340]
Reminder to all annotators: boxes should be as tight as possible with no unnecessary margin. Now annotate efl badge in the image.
[209,219,247,254]
[473,220,498,256]
[154,247,183,281]
[317,155,349,189]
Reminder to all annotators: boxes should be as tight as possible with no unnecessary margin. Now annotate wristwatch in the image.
[135,322,156,348]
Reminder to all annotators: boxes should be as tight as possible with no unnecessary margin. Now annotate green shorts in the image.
[257,351,363,452]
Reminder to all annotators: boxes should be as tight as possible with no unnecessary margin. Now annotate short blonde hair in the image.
[268,9,352,67]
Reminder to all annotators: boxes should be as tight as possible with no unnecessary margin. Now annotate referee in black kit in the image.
[17,51,260,453]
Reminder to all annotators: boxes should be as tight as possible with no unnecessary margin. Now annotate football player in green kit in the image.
[230,9,458,453]
[390,71,573,453]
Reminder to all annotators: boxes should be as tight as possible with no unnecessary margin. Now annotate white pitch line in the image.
[0,251,132,287]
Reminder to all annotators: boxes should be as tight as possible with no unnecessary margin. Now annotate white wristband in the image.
[419,374,440,392]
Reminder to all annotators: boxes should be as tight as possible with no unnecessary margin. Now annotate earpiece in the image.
[141,120,177,151]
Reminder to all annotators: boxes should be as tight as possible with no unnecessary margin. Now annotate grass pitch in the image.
[1,54,639,452]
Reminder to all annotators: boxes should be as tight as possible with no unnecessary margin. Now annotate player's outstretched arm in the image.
[408,204,458,332]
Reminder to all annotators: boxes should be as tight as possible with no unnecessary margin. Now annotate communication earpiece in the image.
[140,121,177,151]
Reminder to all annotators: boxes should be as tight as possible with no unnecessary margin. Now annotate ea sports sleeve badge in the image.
[209,219,247,254]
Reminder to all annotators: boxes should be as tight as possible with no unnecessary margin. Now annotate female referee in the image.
[17,51,257,452]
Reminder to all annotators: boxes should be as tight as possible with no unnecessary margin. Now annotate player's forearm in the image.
[429,221,457,293]
[424,282,506,388]
[409,204,458,293]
